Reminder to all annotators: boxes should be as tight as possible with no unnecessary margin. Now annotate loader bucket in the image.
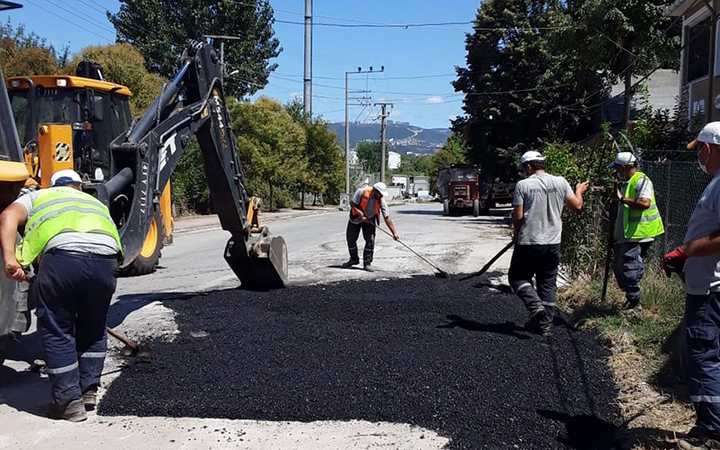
[224,232,288,290]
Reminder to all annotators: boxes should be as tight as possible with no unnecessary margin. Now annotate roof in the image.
[667,0,701,16]
[5,75,132,97]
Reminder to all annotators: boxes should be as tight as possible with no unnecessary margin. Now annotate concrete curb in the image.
[173,208,338,234]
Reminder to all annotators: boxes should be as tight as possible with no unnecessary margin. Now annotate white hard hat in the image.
[519,151,545,165]
[373,182,389,197]
[51,169,82,187]
[689,122,720,149]
[608,152,637,169]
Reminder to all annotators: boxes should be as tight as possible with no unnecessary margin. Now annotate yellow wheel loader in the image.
[6,66,173,275]
[0,41,288,362]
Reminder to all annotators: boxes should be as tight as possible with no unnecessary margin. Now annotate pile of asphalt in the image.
[100,276,623,449]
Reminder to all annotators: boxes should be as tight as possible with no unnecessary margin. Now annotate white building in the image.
[388,151,401,170]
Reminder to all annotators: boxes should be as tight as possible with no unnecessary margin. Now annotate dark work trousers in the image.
[613,241,653,303]
[508,244,561,320]
[34,250,118,408]
[346,220,377,265]
[685,293,720,433]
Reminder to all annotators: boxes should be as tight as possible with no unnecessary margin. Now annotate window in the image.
[687,18,710,83]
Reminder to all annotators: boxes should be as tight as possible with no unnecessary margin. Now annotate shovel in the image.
[460,240,515,281]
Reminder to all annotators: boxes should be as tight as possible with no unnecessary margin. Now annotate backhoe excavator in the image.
[0,41,288,361]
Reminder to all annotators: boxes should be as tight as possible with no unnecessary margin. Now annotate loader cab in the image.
[6,73,133,187]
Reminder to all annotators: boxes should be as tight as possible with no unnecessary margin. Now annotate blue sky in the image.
[5,0,480,128]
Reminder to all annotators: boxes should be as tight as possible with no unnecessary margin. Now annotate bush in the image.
[543,138,616,277]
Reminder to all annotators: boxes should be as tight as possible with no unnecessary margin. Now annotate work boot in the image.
[82,387,98,411]
[341,258,359,268]
[623,295,641,310]
[363,263,374,272]
[48,399,87,422]
[525,311,552,336]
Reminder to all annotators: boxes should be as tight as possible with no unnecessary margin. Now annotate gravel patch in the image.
[100,275,622,449]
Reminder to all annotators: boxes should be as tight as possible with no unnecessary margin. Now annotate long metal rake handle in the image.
[374,224,447,275]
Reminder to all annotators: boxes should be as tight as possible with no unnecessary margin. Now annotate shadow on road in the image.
[0,362,50,418]
[437,314,531,340]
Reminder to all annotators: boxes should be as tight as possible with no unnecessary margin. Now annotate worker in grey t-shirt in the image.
[665,122,720,445]
[509,151,588,336]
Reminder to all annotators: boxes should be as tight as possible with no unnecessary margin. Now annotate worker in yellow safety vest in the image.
[341,182,399,272]
[0,169,122,422]
[609,152,664,309]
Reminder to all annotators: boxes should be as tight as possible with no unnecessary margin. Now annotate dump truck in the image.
[437,165,485,216]
[0,41,288,362]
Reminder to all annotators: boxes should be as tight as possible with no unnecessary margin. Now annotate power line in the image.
[25,0,114,42]
[76,0,108,15]
[44,0,117,35]
[273,18,572,30]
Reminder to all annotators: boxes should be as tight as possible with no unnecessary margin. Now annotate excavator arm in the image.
[101,42,287,289]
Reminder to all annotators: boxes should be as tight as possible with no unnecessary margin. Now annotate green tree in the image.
[571,1,680,128]
[355,141,381,174]
[285,99,344,207]
[398,154,432,176]
[428,134,468,193]
[109,0,281,97]
[67,43,165,114]
[454,0,598,179]
[230,97,307,210]
[0,21,65,76]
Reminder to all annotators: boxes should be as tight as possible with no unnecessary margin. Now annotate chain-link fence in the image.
[642,154,711,253]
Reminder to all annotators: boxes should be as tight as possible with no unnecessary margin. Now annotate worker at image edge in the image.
[664,122,720,449]
[510,151,588,336]
[609,152,665,310]
[341,182,399,272]
[0,169,122,422]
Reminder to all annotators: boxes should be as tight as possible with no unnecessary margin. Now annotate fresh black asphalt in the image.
[99,275,623,449]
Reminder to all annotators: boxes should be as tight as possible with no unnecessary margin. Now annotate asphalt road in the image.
[101,275,622,449]
[113,202,514,296]
[1,203,623,449]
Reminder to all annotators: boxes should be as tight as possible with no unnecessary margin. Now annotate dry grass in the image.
[558,270,695,449]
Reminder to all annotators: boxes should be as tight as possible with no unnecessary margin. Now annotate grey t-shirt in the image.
[684,174,720,295]
[350,187,389,225]
[614,175,655,244]
[14,190,120,256]
[513,173,574,245]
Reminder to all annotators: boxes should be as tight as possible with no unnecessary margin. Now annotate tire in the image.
[120,209,166,277]
[443,199,450,216]
[473,199,480,217]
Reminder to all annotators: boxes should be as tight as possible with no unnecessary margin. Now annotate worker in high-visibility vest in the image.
[0,169,122,422]
[609,152,664,310]
[341,182,399,272]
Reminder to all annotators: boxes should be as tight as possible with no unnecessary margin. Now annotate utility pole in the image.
[303,0,312,116]
[203,35,244,86]
[345,66,384,197]
[375,102,393,182]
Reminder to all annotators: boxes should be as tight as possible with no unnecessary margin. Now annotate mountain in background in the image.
[327,121,450,154]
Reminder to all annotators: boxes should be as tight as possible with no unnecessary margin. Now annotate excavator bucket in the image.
[224,230,288,290]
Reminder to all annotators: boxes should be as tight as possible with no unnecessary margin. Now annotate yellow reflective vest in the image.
[17,187,122,265]
[622,171,665,240]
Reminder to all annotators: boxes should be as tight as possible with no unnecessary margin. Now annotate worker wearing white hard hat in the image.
[509,151,589,336]
[608,151,664,310]
[667,122,720,447]
[0,169,122,422]
[341,181,399,272]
